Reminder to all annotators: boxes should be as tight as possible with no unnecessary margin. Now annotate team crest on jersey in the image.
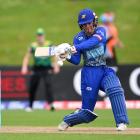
[86,87,92,91]
[81,14,86,19]
[78,36,84,41]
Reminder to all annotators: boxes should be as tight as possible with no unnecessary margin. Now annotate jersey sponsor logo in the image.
[86,45,104,60]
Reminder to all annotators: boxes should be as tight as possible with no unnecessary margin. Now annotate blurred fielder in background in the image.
[100,12,124,66]
[21,28,60,112]
[56,8,129,131]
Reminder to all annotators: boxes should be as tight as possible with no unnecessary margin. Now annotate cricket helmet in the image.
[78,8,95,25]
[78,8,98,29]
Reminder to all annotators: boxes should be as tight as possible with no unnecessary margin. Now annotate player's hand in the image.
[55,43,77,62]
[53,65,60,74]
[70,46,77,54]
[21,66,28,75]
[55,43,71,56]
[59,52,68,60]
[56,56,64,66]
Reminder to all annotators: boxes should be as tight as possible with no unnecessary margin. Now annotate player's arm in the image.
[51,55,60,74]
[66,50,81,65]
[21,48,32,75]
[116,29,124,48]
[50,44,61,73]
[117,39,124,48]
[75,27,106,51]
[66,37,81,65]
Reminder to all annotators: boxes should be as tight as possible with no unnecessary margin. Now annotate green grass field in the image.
[0,109,140,139]
[0,0,140,139]
[0,0,140,65]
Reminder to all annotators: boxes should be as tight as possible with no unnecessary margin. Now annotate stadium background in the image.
[0,0,140,139]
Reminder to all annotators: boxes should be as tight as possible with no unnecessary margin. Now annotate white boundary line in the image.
[0,70,1,127]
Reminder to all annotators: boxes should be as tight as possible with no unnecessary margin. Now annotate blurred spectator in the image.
[21,28,60,112]
[100,12,124,66]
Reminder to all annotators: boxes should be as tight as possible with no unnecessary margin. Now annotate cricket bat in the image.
[35,47,65,66]
[35,47,56,57]
[34,43,72,66]
[35,43,72,57]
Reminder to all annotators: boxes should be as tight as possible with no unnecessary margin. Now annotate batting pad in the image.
[107,87,129,125]
[63,109,98,127]
[103,73,129,125]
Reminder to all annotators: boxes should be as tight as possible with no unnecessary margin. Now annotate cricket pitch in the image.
[0,126,140,135]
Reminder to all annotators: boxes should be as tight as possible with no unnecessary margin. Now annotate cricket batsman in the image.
[56,8,129,131]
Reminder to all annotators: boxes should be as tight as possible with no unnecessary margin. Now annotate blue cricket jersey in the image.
[68,26,106,66]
